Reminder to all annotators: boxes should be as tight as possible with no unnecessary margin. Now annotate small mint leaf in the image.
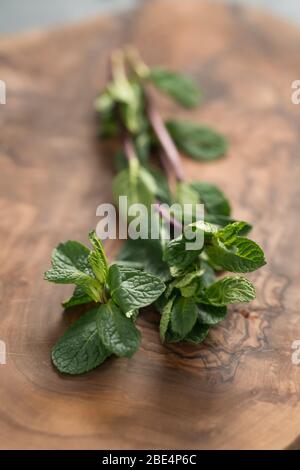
[167,120,227,161]
[97,300,141,358]
[44,241,101,302]
[52,308,110,375]
[160,297,174,342]
[197,303,227,325]
[108,264,165,314]
[88,231,108,285]
[207,234,266,273]
[190,181,231,216]
[62,285,92,309]
[149,68,201,108]
[202,276,256,306]
[171,297,198,338]
[184,321,210,344]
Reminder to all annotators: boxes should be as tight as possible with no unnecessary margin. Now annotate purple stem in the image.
[147,99,185,182]
[154,202,183,231]
[123,134,136,161]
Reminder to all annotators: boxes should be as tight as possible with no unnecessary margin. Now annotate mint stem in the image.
[123,134,136,161]
[146,97,185,182]
[155,202,183,231]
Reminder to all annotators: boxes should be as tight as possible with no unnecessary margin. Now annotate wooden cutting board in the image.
[1,0,300,450]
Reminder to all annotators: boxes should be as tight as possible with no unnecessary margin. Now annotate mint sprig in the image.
[45,232,165,374]
[45,48,266,375]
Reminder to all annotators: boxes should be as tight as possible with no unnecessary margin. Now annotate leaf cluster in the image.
[45,49,266,375]
[45,232,165,374]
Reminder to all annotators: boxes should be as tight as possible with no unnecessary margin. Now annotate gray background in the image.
[0,0,299,35]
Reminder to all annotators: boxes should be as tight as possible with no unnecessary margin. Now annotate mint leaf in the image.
[163,235,200,273]
[217,221,248,243]
[191,181,231,216]
[44,241,101,302]
[52,308,110,375]
[167,120,227,161]
[175,181,199,207]
[204,214,252,234]
[149,68,201,108]
[159,297,174,342]
[62,285,92,309]
[167,267,203,298]
[95,90,118,139]
[108,264,165,314]
[199,260,216,287]
[118,238,171,281]
[206,234,266,273]
[185,321,210,344]
[149,168,172,204]
[97,300,141,357]
[135,131,151,166]
[171,297,198,338]
[203,276,256,306]
[119,81,145,134]
[183,220,218,242]
[197,303,227,325]
[88,231,108,285]
[113,158,156,219]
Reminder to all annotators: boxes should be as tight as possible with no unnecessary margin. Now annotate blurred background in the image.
[0,0,300,35]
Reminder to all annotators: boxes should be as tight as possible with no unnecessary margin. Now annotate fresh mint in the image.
[97,300,141,357]
[52,307,110,375]
[45,48,266,376]
[45,232,165,374]
[149,68,202,108]
[166,120,228,161]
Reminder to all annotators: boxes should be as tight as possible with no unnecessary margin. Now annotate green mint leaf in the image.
[52,307,110,375]
[95,90,115,114]
[171,297,198,338]
[197,303,227,325]
[108,264,165,314]
[164,329,183,343]
[97,300,141,357]
[160,297,174,342]
[120,82,146,134]
[183,220,218,242]
[166,120,227,161]
[95,90,118,139]
[135,131,151,166]
[149,168,172,205]
[44,241,101,302]
[114,150,128,172]
[184,321,210,344]
[88,231,108,285]
[206,234,266,273]
[203,276,256,306]
[216,221,249,243]
[190,181,231,216]
[175,181,199,207]
[62,285,92,309]
[199,260,216,287]
[113,158,156,220]
[118,238,171,281]
[168,267,204,298]
[204,214,252,235]
[163,235,200,273]
[149,68,201,108]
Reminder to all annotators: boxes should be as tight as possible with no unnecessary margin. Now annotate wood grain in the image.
[1,0,300,450]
